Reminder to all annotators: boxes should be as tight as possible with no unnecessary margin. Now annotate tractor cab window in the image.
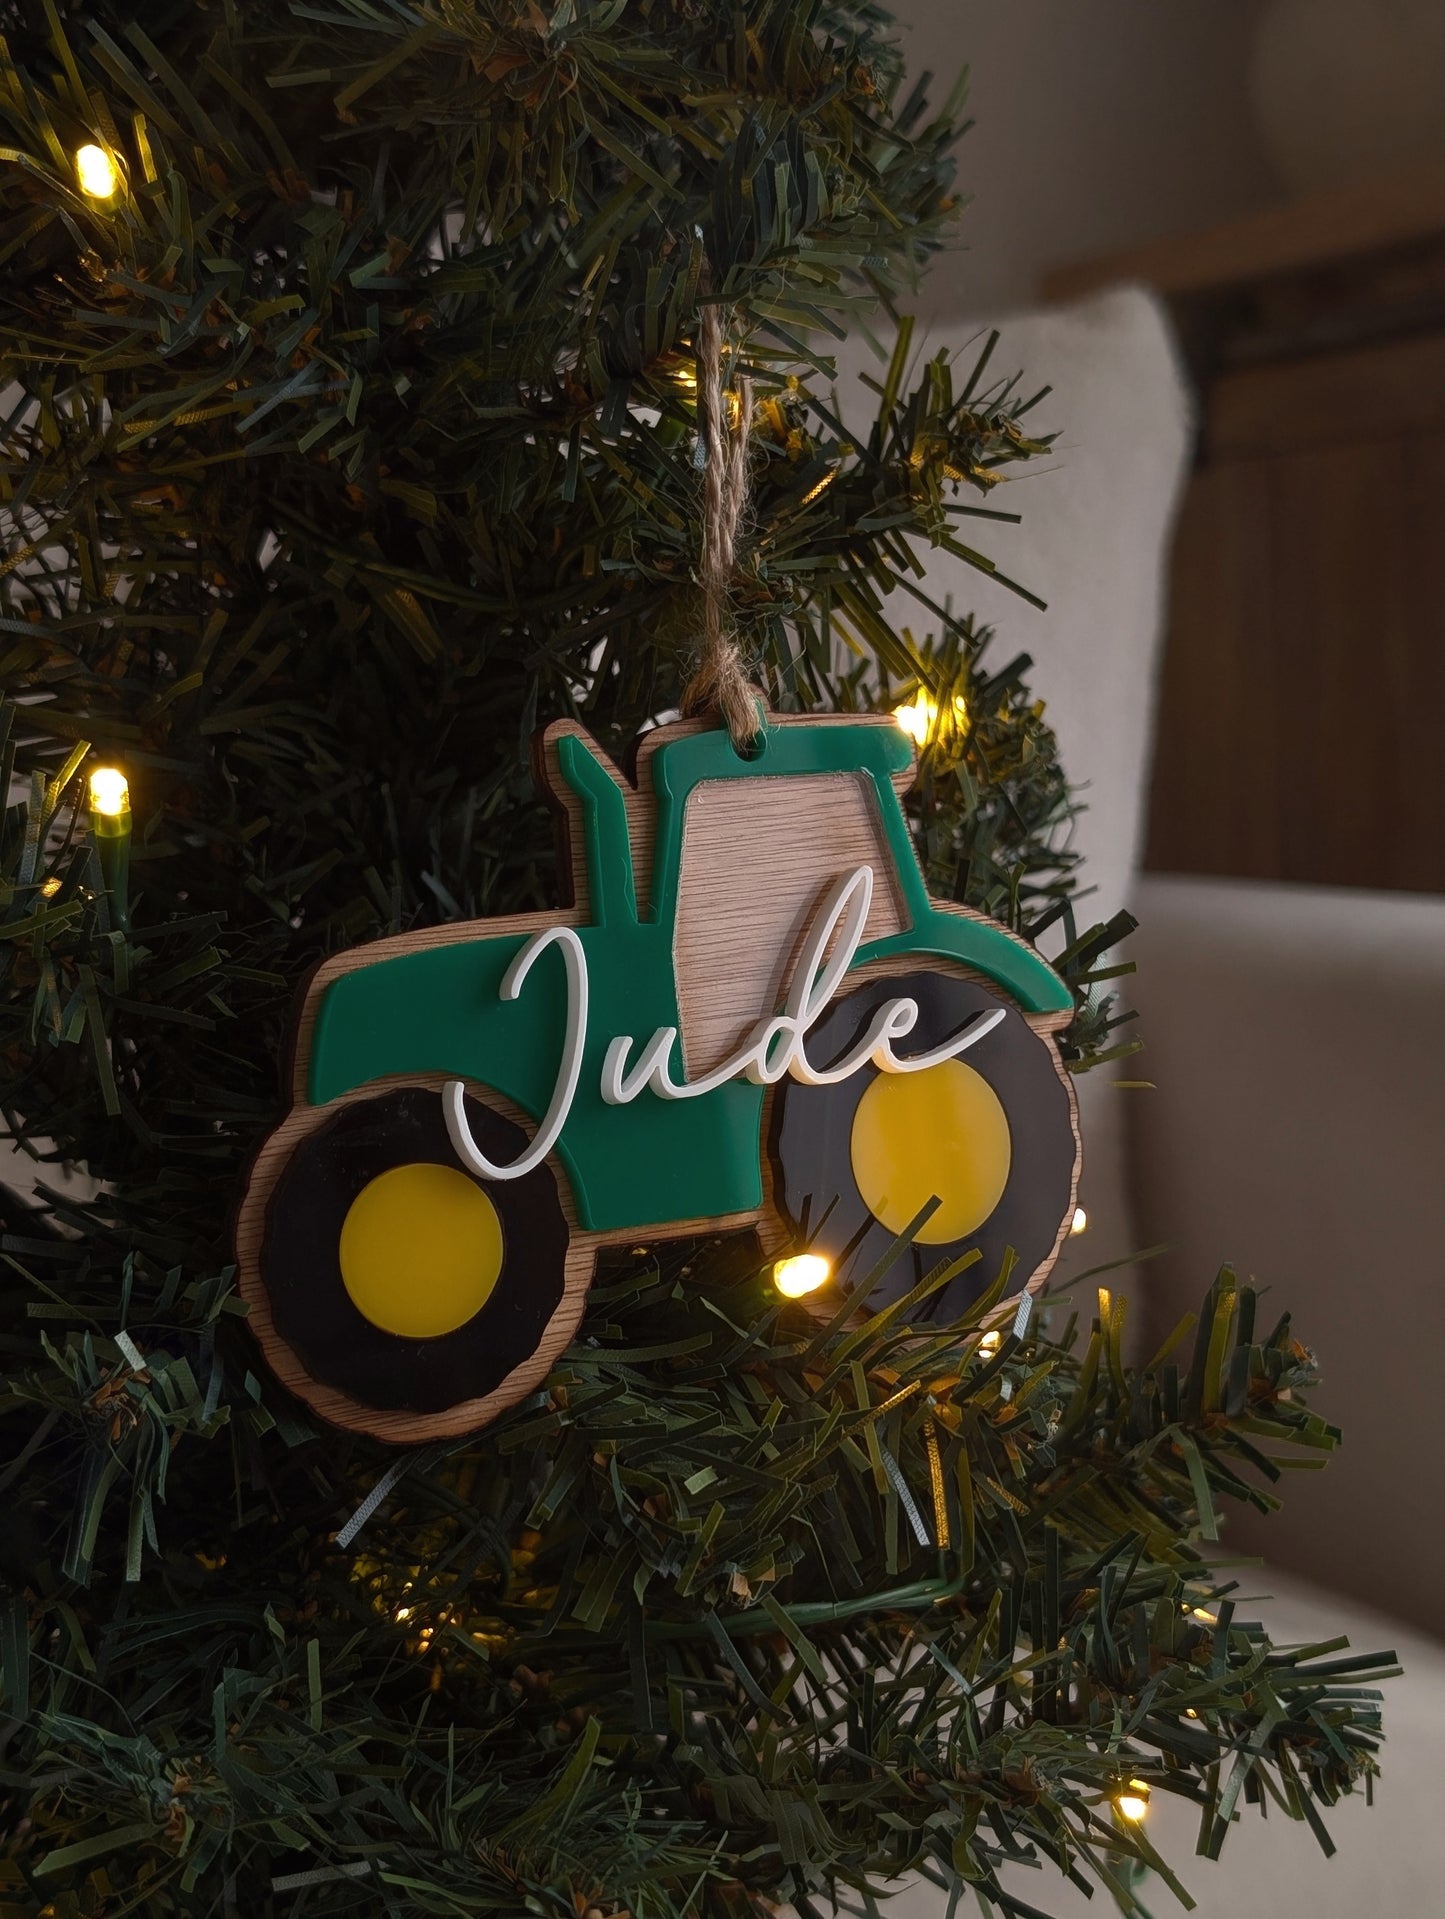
[672,773,909,1079]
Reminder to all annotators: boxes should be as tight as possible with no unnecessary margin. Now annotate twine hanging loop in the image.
[681,295,759,750]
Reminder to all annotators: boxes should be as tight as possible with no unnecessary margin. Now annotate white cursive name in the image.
[443,865,1004,1181]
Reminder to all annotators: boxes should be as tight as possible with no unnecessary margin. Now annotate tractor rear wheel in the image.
[769,970,1078,1321]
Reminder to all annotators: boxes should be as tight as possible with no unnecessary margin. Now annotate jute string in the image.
[680,295,759,749]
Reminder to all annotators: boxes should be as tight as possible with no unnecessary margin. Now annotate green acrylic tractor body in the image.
[305,720,1072,1236]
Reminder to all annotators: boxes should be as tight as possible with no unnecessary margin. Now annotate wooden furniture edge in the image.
[1041,159,1445,304]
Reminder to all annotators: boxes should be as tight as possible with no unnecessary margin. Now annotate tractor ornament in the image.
[236,710,1081,1442]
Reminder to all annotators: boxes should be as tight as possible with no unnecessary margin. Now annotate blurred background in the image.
[870,3,1445,1913]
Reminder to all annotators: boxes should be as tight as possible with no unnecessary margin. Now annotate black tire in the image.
[260,1085,570,1415]
[769,970,1077,1322]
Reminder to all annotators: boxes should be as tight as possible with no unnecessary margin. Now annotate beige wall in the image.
[896,0,1277,316]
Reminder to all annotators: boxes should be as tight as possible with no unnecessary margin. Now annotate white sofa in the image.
[874,288,1445,1913]
[1129,873,1445,1640]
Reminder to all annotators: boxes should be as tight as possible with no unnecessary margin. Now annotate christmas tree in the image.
[0,5,1391,1916]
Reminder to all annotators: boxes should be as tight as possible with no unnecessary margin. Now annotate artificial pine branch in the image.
[0,1236,1392,1917]
[0,4,1390,1916]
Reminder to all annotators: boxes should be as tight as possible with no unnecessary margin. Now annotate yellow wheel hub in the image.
[849,1059,1012,1243]
[339,1162,504,1339]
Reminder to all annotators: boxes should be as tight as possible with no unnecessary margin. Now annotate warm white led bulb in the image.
[76,144,119,199]
[1115,1780,1150,1822]
[773,1253,830,1299]
[88,767,129,817]
[893,694,932,745]
[892,691,967,747]
[1070,1206,1088,1235]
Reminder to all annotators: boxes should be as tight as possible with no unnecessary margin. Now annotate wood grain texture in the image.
[1051,147,1445,898]
[673,772,906,1076]
[237,708,1080,1441]
[1145,433,1445,894]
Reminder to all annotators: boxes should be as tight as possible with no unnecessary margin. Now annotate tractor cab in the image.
[553,713,1071,1044]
